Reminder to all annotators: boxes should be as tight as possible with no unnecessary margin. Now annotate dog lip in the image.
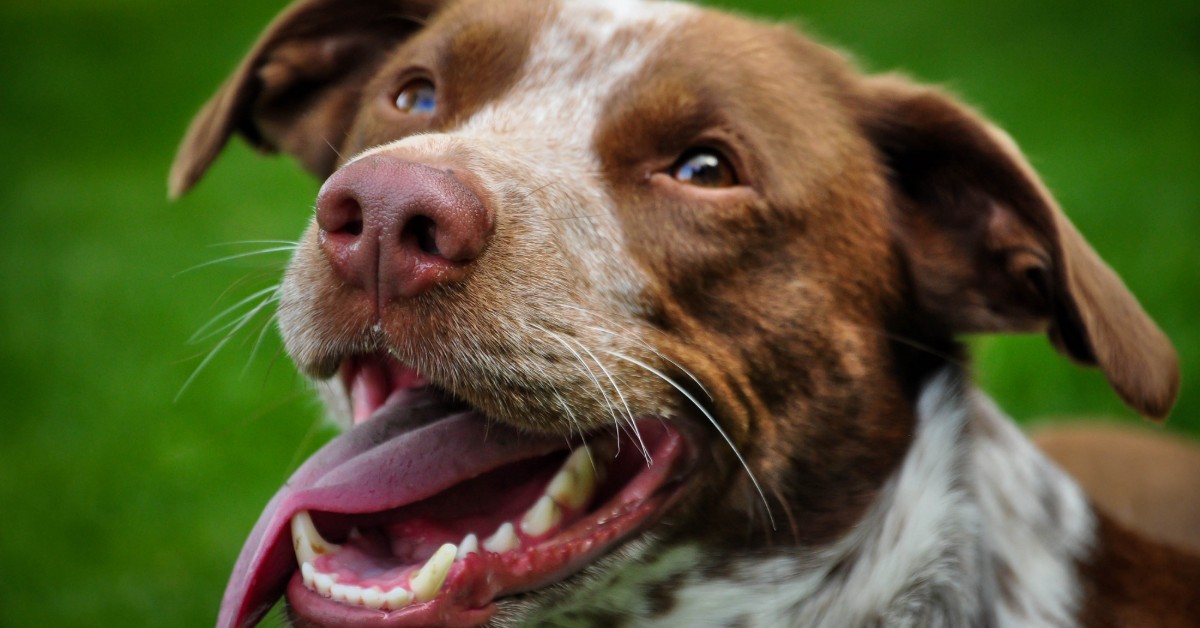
[216,392,569,628]
[284,420,696,627]
[342,353,432,425]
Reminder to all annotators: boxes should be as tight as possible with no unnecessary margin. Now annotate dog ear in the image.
[168,0,442,198]
[857,75,1178,419]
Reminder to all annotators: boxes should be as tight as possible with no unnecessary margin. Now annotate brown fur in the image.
[1036,424,1200,554]
[173,0,1195,624]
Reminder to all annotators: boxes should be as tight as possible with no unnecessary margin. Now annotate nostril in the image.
[405,216,441,256]
[318,195,365,238]
[342,218,364,237]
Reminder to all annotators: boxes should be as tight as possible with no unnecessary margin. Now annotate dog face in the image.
[172,0,1178,625]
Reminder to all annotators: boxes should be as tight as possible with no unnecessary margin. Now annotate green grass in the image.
[0,0,1196,625]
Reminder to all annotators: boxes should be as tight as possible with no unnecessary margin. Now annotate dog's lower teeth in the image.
[331,583,361,605]
[385,586,413,609]
[300,561,316,588]
[289,443,601,609]
[314,571,336,597]
[360,586,387,610]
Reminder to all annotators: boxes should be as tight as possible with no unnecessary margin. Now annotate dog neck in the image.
[522,369,1095,627]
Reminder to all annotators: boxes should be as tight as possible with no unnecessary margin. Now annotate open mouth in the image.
[219,353,698,627]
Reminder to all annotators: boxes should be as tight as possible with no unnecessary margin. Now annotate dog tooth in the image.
[457,533,479,559]
[483,522,520,553]
[385,586,414,610]
[301,562,316,589]
[361,586,386,610]
[409,543,457,602]
[547,446,599,509]
[314,572,336,597]
[291,510,342,565]
[520,495,563,537]
[331,583,361,605]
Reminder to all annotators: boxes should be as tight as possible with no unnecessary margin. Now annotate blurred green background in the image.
[0,0,1196,625]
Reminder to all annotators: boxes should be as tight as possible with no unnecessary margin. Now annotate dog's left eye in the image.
[670,150,737,188]
[394,79,436,114]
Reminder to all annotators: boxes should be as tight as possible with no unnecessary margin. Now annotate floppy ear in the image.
[168,0,442,198]
[858,75,1179,419]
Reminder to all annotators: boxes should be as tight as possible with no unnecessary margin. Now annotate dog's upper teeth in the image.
[520,495,563,537]
[483,521,521,553]
[546,446,600,509]
[409,542,457,602]
[291,510,342,564]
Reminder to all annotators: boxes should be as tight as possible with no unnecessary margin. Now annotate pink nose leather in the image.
[315,157,493,301]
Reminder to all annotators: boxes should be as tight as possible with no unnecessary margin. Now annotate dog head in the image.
[172,0,1179,625]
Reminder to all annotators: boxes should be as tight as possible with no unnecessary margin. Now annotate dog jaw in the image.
[172,0,1185,625]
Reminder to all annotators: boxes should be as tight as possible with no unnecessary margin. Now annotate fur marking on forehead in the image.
[459,0,695,149]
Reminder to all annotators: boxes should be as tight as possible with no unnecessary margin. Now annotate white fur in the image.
[279,4,1099,624]
[301,0,700,428]
[530,371,1095,627]
[348,0,695,310]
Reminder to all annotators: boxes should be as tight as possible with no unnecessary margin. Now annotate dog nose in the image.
[315,156,493,300]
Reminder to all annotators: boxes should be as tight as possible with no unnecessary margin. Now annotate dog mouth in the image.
[219,352,698,627]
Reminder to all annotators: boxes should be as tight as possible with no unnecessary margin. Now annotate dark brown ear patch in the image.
[859,75,1179,419]
[168,0,441,198]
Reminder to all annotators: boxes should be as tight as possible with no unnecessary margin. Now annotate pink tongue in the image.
[217,391,567,628]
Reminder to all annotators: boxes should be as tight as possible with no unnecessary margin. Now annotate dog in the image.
[170,0,1200,626]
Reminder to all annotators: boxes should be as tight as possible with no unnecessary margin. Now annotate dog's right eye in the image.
[394,79,436,115]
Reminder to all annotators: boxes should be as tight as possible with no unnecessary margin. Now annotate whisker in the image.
[558,303,711,401]
[553,392,599,475]
[833,321,970,370]
[323,136,345,162]
[176,288,280,401]
[242,311,280,377]
[205,264,289,309]
[529,323,630,457]
[602,348,775,529]
[206,239,299,248]
[546,213,603,222]
[174,246,298,277]
[566,336,650,465]
[189,285,280,344]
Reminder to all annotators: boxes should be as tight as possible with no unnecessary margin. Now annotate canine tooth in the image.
[291,510,342,565]
[483,522,520,553]
[547,446,599,509]
[457,533,479,559]
[301,562,316,589]
[361,586,386,610]
[520,495,563,537]
[385,586,413,610]
[409,543,457,602]
[314,572,336,597]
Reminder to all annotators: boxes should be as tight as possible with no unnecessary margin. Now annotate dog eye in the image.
[394,79,436,114]
[670,150,737,188]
